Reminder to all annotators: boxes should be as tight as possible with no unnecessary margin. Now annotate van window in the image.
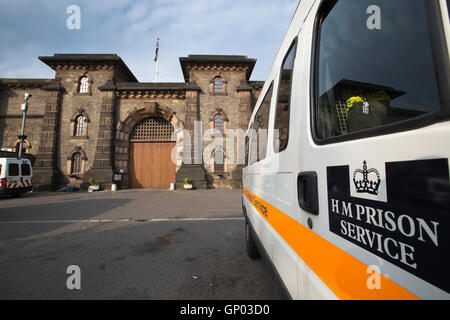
[274,39,296,152]
[8,163,19,176]
[245,135,250,167]
[315,0,442,140]
[21,163,31,176]
[252,83,273,163]
[0,164,2,175]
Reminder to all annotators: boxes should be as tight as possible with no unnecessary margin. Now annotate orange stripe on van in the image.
[243,187,419,300]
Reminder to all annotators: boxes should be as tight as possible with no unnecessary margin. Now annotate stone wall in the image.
[189,69,249,188]
[0,86,49,156]
[55,68,114,185]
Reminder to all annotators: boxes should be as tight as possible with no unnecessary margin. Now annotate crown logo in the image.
[353,161,381,195]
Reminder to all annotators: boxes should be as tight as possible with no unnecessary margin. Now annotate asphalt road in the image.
[0,189,280,300]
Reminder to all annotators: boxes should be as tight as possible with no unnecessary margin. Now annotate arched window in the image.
[214,114,224,134]
[71,153,82,174]
[75,116,86,136]
[79,76,89,93]
[213,77,223,93]
[214,149,225,173]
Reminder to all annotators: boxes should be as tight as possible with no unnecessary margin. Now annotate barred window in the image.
[130,118,175,142]
[214,77,224,93]
[79,77,89,94]
[71,153,82,174]
[75,116,86,136]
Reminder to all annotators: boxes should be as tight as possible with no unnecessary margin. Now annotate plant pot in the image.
[88,185,100,192]
[183,184,193,190]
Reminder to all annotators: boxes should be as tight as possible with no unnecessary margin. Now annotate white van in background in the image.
[0,157,33,197]
[243,0,450,299]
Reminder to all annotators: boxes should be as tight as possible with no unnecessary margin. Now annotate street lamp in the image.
[18,93,32,159]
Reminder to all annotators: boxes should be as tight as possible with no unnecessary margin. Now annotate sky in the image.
[0,0,298,83]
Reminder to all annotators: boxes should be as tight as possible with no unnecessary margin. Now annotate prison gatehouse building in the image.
[0,54,263,190]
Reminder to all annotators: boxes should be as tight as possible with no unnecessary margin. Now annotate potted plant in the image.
[183,177,193,190]
[88,178,100,192]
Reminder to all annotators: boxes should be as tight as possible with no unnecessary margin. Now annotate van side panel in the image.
[244,0,450,300]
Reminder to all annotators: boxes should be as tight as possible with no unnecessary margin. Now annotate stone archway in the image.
[115,102,184,188]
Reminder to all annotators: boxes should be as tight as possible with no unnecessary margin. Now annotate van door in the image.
[20,160,32,188]
[7,160,20,190]
[245,82,276,259]
[268,37,300,299]
[296,0,450,299]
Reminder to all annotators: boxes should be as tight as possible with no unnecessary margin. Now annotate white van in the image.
[0,157,33,197]
[243,0,450,299]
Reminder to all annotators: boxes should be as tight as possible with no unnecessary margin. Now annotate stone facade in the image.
[0,54,263,190]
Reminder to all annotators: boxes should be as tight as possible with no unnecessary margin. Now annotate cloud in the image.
[0,0,298,82]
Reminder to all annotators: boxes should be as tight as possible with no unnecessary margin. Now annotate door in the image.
[6,160,20,189]
[129,142,176,189]
[128,117,177,189]
[296,0,450,299]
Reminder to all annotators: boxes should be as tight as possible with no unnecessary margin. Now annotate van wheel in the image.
[245,219,261,259]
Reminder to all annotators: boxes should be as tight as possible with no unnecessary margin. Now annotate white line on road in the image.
[0,217,245,224]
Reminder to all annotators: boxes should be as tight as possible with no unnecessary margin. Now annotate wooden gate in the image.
[129,142,176,189]
[128,117,176,189]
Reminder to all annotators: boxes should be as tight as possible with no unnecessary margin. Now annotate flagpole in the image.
[154,38,159,83]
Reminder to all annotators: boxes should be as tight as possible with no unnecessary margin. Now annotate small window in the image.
[8,163,19,176]
[250,83,273,164]
[214,149,225,173]
[214,114,224,134]
[79,77,89,94]
[71,153,82,175]
[274,39,296,152]
[75,116,86,136]
[315,0,442,140]
[21,163,31,176]
[214,77,224,93]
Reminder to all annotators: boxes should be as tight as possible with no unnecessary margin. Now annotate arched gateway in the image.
[115,103,184,189]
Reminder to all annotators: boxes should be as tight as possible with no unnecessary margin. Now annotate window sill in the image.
[70,136,89,140]
[73,92,92,97]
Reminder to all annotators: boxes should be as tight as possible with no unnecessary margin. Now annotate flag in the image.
[154,38,159,62]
